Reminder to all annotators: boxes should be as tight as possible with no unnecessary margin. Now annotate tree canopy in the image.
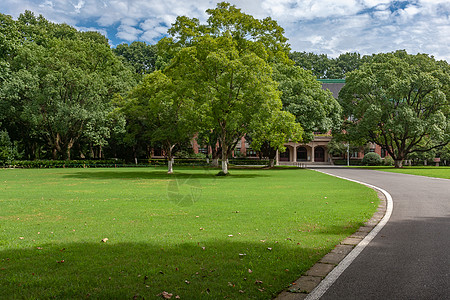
[0,11,135,160]
[339,50,450,167]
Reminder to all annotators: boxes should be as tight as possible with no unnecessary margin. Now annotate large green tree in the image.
[121,71,196,173]
[339,50,450,168]
[274,64,342,142]
[0,11,134,160]
[162,2,299,174]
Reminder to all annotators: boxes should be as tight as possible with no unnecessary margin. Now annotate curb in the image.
[275,173,391,300]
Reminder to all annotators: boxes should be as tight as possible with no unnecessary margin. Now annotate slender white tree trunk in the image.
[168,158,174,174]
[222,159,228,174]
[221,143,228,174]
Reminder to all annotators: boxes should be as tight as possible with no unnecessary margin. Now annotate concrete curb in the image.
[275,172,391,300]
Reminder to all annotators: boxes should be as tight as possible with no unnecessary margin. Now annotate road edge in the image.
[275,170,394,300]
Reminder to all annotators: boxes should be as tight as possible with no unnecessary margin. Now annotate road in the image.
[308,167,450,300]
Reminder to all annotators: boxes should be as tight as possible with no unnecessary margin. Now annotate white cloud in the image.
[0,0,449,61]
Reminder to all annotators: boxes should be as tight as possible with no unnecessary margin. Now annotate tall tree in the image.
[113,41,159,75]
[339,50,450,168]
[274,64,342,142]
[121,71,195,173]
[161,2,297,174]
[0,11,135,160]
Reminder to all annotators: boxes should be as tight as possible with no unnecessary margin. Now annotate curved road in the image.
[309,167,450,300]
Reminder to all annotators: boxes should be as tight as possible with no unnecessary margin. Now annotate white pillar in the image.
[293,145,297,162]
[311,146,315,162]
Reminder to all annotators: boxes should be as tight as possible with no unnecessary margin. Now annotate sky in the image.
[1,0,449,62]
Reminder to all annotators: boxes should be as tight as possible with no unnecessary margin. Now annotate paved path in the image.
[308,167,450,300]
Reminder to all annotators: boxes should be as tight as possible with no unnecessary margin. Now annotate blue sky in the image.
[1,0,449,61]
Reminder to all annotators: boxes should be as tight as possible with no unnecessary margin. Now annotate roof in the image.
[317,79,346,83]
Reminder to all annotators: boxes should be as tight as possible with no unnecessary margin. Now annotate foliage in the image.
[0,11,135,161]
[289,51,371,79]
[0,130,18,165]
[113,41,162,75]
[273,63,342,142]
[383,156,395,166]
[162,2,296,174]
[362,152,382,166]
[339,50,450,168]
[121,71,196,173]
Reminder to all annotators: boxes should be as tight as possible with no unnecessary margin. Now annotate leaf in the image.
[248,269,252,273]
[157,291,173,299]
[101,238,109,243]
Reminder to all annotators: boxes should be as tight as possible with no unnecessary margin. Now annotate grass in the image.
[355,166,450,179]
[0,167,379,299]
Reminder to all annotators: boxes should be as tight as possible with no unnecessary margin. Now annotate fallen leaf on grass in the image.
[101,238,109,243]
[57,260,65,263]
[157,291,173,299]
[255,280,263,284]
[185,280,190,284]
[228,235,233,237]
[248,269,253,273]
[267,247,272,251]
[36,247,43,250]
[18,237,24,240]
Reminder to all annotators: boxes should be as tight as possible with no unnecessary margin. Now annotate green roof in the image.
[317,79,346,83]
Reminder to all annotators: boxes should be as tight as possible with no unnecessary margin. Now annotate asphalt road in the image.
[309,167,450,300]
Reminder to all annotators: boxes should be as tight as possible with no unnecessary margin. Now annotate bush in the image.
[362,152,382,166]
[383,156,394,166]
[332,159,363,166]
[0,130,18,166]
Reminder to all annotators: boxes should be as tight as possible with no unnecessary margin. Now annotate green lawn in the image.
[356,166,450,179]
[0,167,378,299]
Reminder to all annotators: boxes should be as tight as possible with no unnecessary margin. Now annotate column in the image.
[293,145,297,162]
[311,146,315,162]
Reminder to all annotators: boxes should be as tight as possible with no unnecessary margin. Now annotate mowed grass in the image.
[0,167,379,299]
[356,166,450,179]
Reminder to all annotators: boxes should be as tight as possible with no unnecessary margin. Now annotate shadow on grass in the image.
[0,240,324,299]
[63,170,270,180]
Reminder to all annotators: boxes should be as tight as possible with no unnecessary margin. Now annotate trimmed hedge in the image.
[3,157,271,168]
[362,152,382,166]
[332,159,363,166]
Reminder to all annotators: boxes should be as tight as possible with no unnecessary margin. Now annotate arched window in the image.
[314,147,325,162]
[297,147,307,161]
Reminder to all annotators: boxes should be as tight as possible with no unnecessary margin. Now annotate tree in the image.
[339,50,450,168]
[0,11,135,160]
[113,41,160,75]
[273,63,342,142]
[249,110,303,167]
[162,2,296,174]
[122,71,195,173]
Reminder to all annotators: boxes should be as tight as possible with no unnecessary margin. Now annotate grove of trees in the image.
[1,3,448,170]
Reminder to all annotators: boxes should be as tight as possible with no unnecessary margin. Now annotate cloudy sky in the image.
[1,0,449,61]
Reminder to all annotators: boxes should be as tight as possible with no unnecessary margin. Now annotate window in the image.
[198,147,208,154]
[380,148,387,158]
[369,148,375,153]
[351,151,359,158]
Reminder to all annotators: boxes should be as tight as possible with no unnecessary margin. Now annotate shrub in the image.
[383,156,394,166]
[362,152,382,166]
[0,130,18,166]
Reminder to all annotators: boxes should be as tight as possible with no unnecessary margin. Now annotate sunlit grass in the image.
[0,167,378,299]
[355,166,450,179]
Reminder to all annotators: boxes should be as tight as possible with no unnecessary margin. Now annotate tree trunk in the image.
[394,159,403,168]
[211,158,219,167]
[221,143,228,174]
[268,158,275,168]
[168,158,174,174]
[52,148,57,160]
[167,143,175,174]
